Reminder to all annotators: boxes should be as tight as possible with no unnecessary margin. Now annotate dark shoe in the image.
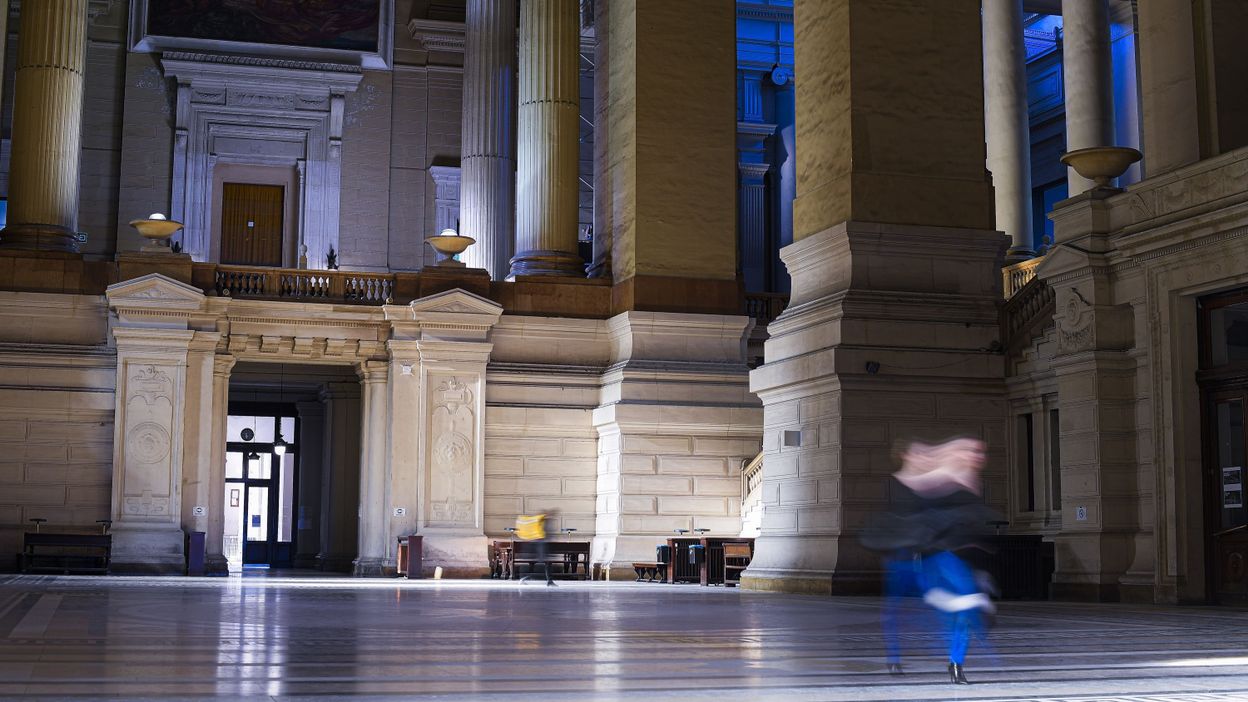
[886,663,903,676]
[546,580,557,587]
[948,663,969,685]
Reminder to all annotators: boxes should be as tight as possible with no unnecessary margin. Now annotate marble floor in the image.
[1,574,1247,701]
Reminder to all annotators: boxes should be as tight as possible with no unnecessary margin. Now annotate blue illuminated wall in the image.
[735,4,1142,283]
[735,0,794,294]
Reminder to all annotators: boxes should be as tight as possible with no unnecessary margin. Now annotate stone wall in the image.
[114,51,174,255]
[483,405,598,536]
[339,71,395,271]
[0,293,114,561]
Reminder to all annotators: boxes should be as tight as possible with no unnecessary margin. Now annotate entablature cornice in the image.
[406,18,466,54]
[160,51,365,100]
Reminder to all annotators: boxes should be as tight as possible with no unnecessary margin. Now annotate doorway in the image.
[223,412,298,571]
[220,182,285,267]
[1199,288,1248,604]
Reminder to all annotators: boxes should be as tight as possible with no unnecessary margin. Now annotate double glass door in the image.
[1210,390,1247,604]
[223,413,297,570]
[1201,290,1248,604]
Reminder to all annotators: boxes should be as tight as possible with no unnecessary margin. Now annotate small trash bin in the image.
[186,531,205,576]
[688,544,706,566]
[656,544,671,564]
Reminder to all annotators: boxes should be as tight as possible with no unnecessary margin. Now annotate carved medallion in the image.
[129,421,171,464]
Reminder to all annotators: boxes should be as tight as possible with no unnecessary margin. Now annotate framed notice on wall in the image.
[1223,467,1243,509]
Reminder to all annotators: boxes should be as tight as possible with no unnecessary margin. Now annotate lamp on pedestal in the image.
[425,228,476,267]
[128,213,185,253]
[1060,147,1142,189]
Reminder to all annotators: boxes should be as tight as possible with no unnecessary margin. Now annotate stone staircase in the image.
[739,451,765,538]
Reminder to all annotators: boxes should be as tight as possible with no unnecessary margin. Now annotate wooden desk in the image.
[501,540,590,580]
[20,532,111,575]
[665,537,755,586]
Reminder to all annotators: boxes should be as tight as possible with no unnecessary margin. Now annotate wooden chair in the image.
[723,542,752,587]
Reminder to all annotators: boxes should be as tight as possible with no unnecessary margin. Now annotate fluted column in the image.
[587,0,611,279]
[739,163,770,292]
[353,361,390,576]
[460,0,516,279]
[1,0,87,252]
[1062,0,1115,194]
[511,0,582,277]
[984,0,1034,261]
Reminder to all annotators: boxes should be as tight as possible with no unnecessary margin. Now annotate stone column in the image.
[317,381,361,572]
[1,0,87,252]
[983,0,1035,260]
[179,333,222,571]
[459,0,516,279]
[387,291,503,577]
[738,163,770,292]
[743,0,1006,595]
[1062,0,1115,194]
[587,0,611,279]
[604,1,739,311]
[293,400,325,569]
[105,274,210,573]
[353,360,390,576]
[511,0,583,277]
[204,354,235,574]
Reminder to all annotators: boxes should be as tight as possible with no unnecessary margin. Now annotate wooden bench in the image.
[20,533,111,575]
[509,541,590,580]
[631,562,667,582]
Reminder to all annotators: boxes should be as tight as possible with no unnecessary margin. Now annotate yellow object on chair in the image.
[515,514,546,541]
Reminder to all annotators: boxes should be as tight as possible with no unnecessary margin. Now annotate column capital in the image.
[738,162,771,183]
[357,359,390,384]
[212,354,236,378]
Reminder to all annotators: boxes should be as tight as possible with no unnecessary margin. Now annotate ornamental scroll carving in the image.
[428,376,476,525]
[130,366,172,406]
[1057,292,1094,354]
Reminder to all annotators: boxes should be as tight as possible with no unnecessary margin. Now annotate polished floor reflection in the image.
[1,574,1247,701]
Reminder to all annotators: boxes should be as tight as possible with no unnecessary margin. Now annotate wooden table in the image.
[665,537,755,586]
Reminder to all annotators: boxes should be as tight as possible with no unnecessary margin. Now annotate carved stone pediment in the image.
[107,273,207,329]
[388,288,503,342]
[108,273,206,309]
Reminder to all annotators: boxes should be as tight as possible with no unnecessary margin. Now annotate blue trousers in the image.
[883,550,984,665]
[921,550,982,665]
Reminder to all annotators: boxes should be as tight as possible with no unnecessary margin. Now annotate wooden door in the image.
[220,183,285,266]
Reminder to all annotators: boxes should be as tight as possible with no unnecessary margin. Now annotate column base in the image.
[1004,246,1037,264]
[352,557,388,577]
[110,524,186,575]
[292,552,320,570]
[509,249,584,277]
[317,553,357,573]
[0,223,79,254]
[204,554,230,576]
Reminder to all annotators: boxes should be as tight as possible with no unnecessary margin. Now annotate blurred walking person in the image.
[862,437,997,684]
[515,512,555,586]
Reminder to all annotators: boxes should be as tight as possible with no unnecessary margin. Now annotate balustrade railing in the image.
[196,264,395,305]
[1002,256,1044,299]
[741,450,764,503]
[745,292,789,327]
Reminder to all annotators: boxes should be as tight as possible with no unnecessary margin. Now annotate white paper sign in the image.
[1222,467,1243,509]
